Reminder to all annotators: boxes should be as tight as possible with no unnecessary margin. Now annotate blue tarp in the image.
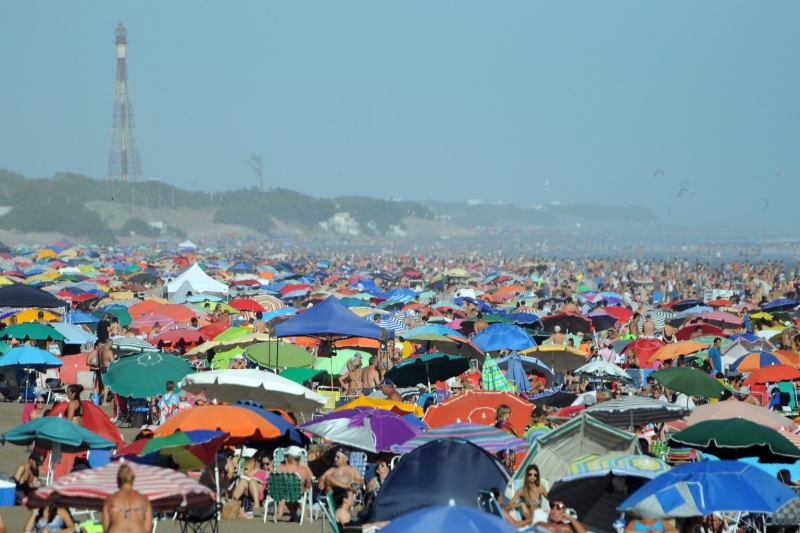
[275,296,390,340]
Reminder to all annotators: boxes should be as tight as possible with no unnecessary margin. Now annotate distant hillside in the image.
[0,169,657,245]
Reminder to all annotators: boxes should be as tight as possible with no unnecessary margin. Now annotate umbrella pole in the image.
[214,454,221,520]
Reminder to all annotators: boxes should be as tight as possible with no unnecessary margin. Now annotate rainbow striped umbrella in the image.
[391,422,527,455]
[563,453,669,481]
[25,461,216,511]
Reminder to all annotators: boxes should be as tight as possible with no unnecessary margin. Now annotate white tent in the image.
[165,263,228,298]
[178,240,197,249]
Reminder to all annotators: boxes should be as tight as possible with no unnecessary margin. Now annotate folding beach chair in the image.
[265,472,313,525]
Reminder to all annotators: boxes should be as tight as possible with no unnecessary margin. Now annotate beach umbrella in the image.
[650,367,728,398]
[110,335,158,353]
[0,323,65,342]
[336,396,423,417]
[153,405,281,444]
[730,351,797,373]
[669,418,800,462]
[299,407,421,453]
[481,354,514,392]
[573,361,633,383]
[500,350,530,393]
[244,340,315,368]
[623,338,664,369]
[0,416,116,452]
[584,396,690,428]
[597,307,633,323]
[150,328,207,348]
[391,422,527,456]
[234,403,307,445]
[401,324,467,341]
[762,298,799,312]
[743,364,800,386]
[684,401,797,431]
[116,430,229,471]
[541,312,592,334]
[423,391,533,431]
[105,351,196,398]
[496,353,554,389]
[529,390,579,409]
[472,323,536,352]
[0,345,63,371]
[25,461,216,511]
[379,504,517,533]
[618,460,798,518]
[647,341,709,363]
[178,368,326,412]
[586,312,619,332]
[91,307,133,327]
[278,367,326,385]
[520,345,587,373]
[697,311,743,328]
[551,453,670,533]
[641,310,676,331]
[385,353,468,388]
[228,298,265,313]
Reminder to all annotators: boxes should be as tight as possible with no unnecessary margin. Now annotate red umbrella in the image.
[25,461,216,511]
[627,338,665,369]
[596,307,633,323]
[744,365,800,386]
[422,390,532,433]
[675,323,724,341]
[228,298,265,313]
[151,329,207,349]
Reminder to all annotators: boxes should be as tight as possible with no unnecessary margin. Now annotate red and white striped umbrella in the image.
[130,314,176,329]
[24,460,216,511]
[251,294,286,312]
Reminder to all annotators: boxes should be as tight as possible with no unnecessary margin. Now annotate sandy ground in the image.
[0,401,320,532]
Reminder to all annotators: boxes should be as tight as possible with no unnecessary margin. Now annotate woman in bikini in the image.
[103,464,152,533]
[506,464,548,522]
[65,385,84,426]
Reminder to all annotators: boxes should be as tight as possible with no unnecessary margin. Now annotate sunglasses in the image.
[261,461,271,466]
[553,503,566,510]
[35,401,45,405]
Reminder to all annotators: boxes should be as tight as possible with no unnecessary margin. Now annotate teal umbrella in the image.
[0,323,65,342]
[105,352,195,398]
[481,354,514,392]
[0,416,116,453]
[279,367,328,385]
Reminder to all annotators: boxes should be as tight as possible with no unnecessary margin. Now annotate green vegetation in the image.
[119,217,161,237]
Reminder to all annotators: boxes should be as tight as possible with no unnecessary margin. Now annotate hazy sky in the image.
[1,2,798,221]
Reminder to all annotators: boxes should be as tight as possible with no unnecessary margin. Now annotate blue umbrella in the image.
[618,460,798,518]
[496,354,555,388]
[379,504,517,533]
[496,350,530,394]
[762,298,799,312]
[729,351,788,373]
[472,323,536,352]
[0,346,63,371]
[401,324,467,340]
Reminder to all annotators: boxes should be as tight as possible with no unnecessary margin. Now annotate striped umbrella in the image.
[481,354,514,392]
[639,310,676,331]
[129,314,175,330]
[562,453,669,480]
[730,351,797,373]
[584,396,690,428]
[391,422,527,455]
[251,294,286,311]
[366,315,406,335]
[25,461,216,511]
[110,335,158,353]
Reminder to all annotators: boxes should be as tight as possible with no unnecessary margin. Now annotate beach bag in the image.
[221,499,241,520]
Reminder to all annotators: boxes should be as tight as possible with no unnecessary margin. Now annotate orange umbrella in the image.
[422,390,532,433]
[151,303,198,322]
[774,350,800,368]
[337,396,423,417]
[495,285,528,296]
[743,365,800,386]
[647,341,709,363]
[128,300,164,319]
[154,405,281,444]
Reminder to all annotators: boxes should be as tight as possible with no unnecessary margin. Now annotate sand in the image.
[0,401,318,532]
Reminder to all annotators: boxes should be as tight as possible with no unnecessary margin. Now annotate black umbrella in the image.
[671,299,705,312]
[541,312,592,334]
[529,390,578,409]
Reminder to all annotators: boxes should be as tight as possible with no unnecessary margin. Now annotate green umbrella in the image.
[0,323,65,342]
[0,416,115,452]
[91,308,133,327]
[669,418,800,463]
[313,349,355,375]
[462,315,512,326]
[210,347,244,369]
[650,367,729,398]
[481,354,514,392]
[212,326,249,342]
[385,353,469,388]
[279,367,328,385]
[245,341,315,369]
[0,342,10,354]
[105,351,195,398]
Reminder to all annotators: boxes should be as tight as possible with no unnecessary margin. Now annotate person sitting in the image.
[14,451,43,505]
[363,459,391,509]
[102,464,153,533]
[376,379,402,402]
[29,394,47,420]
[23,504,75,533]
[490,487,531,528]
[536,500,588,533]
[624,516,679,533]
[506,464,548,522]
[65,384,84,425]
[332,487,389,532]
[231,452,270,517]
[272,445,313,521]
[523,406,551,441]
[778,469,798,486]
[319,448,365,495]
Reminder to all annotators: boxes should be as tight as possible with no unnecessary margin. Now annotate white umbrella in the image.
[573,361,632,382]
[178,369,325,413]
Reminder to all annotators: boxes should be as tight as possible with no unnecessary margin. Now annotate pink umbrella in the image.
[685,401,797,432]
[25,461,216,511]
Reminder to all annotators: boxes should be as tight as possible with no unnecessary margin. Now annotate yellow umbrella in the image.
[0,276,14,286]
[109,290,136,300]
[2,309,61,324]
[349,307,391,318]
[336,396,423,417]
[749,312,773,321]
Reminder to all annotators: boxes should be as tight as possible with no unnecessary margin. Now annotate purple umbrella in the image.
[299,407,422,453]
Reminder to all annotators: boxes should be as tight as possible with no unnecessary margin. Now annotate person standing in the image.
[707,338,723,376]
[103,464,153,533]
[361,356,382,396]
[157,381,180,425]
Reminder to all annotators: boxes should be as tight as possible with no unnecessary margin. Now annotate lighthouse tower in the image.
[107,23,142,183]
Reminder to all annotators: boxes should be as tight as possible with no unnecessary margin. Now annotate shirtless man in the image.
[641,315,656,337]
[361,356,382,396]
[318,448,365,494]
[536,500,588,533]
[276,446,314,521]
[252,311,267,333]
[473,313,489,335]
[13,452,42,505]
[549,326,566,346]
[377,379,403,402]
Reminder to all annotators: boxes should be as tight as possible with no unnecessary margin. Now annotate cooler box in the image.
[0,480,15,506]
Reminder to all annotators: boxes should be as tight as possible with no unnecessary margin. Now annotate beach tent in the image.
[0,284,69,309]
[275,296,388,340]
[508,413,640,496]
[165,263,228,299]
[367,439,510,522]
